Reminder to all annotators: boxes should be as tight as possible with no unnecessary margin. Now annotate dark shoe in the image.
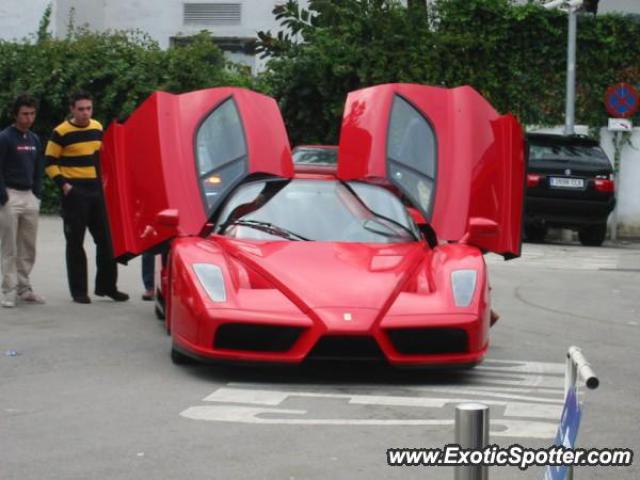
[142,289,154,301]
[73,295,92,304]
[95,289,130,302]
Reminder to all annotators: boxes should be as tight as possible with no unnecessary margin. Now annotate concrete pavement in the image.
[1,216,639,480]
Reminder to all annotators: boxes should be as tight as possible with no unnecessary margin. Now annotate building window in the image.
[183,3,242,26]
[170,36,256,55]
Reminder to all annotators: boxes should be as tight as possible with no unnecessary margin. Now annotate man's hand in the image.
[62,183,73,196]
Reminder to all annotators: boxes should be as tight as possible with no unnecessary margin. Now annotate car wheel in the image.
[578,224,607,246]
[525,224,547,243]
[171,347,194,365]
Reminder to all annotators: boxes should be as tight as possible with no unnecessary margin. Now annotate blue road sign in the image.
[605,83,639,118]
[544,386,582,480]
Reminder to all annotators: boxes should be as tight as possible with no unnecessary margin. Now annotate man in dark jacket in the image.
[0,94,45,308]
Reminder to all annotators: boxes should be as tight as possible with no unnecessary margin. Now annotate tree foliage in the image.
[0,25,251,212]
[257,0,640,145]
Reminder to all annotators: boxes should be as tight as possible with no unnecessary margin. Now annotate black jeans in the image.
[61,186,117,298]
[141,251,155,291]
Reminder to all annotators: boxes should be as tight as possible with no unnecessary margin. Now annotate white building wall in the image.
[54,0,292,43]
[0,0,54,41]
[104,1,179,46]
[600,128,640,236]
[56,0,106,34]
[51,0,306,73]
[586,0,640,14]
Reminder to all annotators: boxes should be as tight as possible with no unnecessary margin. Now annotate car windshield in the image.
[215,179,418,243]
[292,146,338,165]
[529,142,611,166]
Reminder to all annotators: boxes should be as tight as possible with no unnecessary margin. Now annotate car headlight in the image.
[193,264,226,302]
[451,270,477,307]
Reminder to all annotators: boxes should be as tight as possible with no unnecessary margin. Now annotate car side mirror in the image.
[407,207,427,225]
[156,209,180,228]
[462,217,499,246]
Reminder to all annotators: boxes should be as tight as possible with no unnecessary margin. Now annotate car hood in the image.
[216,238,427,312]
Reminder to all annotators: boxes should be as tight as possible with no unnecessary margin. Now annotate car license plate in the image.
[549,177,584,188]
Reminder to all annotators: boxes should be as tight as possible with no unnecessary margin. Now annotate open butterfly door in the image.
[101,88,294,261]
[336,83,525,258]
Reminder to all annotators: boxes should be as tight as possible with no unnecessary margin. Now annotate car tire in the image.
[525,225,547,243]
[171,347,194,365]
[578,223,607,246]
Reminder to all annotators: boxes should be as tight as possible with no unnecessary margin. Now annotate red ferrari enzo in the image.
[101,84,525,367]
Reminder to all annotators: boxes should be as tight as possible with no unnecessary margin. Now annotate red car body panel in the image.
[337,83,524,258]
[101,88,294,260]
[100,85,525,367]
[168,237,489,366]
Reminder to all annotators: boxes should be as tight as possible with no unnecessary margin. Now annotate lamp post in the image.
[543,0,583,135]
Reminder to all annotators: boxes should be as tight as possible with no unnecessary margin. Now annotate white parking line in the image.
[180,359,565,439]
[202,386,562,419]
[181,405,455,427]
[179,404,559,438]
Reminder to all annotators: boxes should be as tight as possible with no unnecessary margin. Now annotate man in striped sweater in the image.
[45,91,128,304]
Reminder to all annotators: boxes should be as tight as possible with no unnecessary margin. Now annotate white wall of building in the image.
[587,0,640,15]
[518,0,640,14]
[56,0,105,34]
[0,0,54,41]
[600,128,640,236]
[52,0,306,73]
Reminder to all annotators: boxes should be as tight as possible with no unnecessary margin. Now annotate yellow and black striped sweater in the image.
[45,119,103,188]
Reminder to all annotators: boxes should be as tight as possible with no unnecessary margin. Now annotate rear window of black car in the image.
[529,142,610,166]
[292,147,338,165]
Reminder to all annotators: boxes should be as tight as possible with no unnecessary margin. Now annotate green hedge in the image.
[0,19,252,212]
[257,0,640,145]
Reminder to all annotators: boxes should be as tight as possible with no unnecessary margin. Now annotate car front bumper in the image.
[171,308,489,368]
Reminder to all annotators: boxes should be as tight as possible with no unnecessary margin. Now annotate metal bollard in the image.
[568,346,599,390]
[564,346,599,480]
[455,403,489,480]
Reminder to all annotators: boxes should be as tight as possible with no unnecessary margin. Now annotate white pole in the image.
[564,5,578,135]
[568,346,600,390]
[564,346,599,480]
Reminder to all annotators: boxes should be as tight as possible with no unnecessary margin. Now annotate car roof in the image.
[526,132,600,147]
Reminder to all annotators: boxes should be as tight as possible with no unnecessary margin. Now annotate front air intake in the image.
[386,328,468,355]
[307,336,385,361]
[214,324,303,352]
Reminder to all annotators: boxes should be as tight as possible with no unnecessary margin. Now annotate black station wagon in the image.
[525,133,615,246]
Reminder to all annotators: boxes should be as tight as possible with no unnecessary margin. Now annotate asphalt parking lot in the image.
[1,216,639,480]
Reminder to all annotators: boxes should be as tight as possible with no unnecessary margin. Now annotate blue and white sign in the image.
[544,386,582,480]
